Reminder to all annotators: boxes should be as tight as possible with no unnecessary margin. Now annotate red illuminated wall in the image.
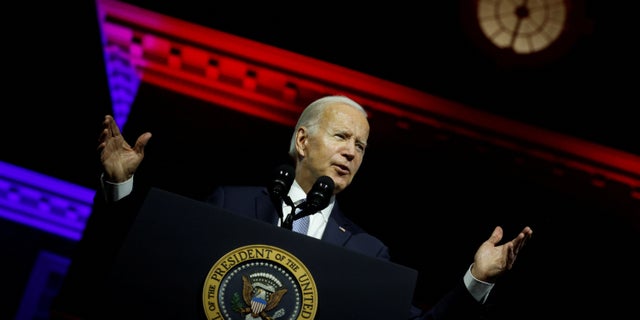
[97,0,639,201]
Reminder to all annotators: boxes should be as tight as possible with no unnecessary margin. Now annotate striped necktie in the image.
[291,199,309,234]
[292,214,310,234]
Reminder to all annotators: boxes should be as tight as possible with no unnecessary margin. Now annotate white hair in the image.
[287,95,367,159]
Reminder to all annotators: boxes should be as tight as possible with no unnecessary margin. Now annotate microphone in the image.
[268,164,295,219]
[295,175,334,219]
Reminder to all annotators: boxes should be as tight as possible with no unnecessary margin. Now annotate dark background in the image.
[3,1,639,319]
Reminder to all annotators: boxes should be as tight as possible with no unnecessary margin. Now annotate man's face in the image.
[296,103,369,194]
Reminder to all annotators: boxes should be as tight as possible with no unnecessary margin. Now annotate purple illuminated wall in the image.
[0,161,95,241]
[0,0,141,240]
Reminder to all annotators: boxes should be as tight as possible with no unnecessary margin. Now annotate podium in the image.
[104,188,418,319]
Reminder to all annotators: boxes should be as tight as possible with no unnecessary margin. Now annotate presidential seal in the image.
[202,244,318,320]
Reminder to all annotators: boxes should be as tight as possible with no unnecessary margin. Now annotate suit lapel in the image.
[320,204,353,247]
[322,217,352,247]
[255,192,280,225]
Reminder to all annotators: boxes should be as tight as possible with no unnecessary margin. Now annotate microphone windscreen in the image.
[269,164,295,198]
[307,175,334,209]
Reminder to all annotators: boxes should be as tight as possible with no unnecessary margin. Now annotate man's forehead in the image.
[324,115,369,140]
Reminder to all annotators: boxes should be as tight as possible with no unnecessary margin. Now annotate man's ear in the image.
[295,127,307,157]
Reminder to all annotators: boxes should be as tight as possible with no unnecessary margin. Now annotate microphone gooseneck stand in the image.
[280,197,298,230]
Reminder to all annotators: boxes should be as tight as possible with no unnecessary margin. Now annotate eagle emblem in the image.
[203,245,317,319]
[240,273,288,319]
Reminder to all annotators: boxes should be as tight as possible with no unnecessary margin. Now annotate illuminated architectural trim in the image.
[0,161,94,240]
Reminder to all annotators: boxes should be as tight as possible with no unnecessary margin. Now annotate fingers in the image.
[105,115,122,137]
[506,243,515,270]
[520,226,533,239]
[98,115,116,150]
[134,132,153,153]
[487,226,504,245]
[516,226,533,252]
[510,226,533,256]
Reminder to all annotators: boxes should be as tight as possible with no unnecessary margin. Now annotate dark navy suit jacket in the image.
[206,185,487,320]
[206,185,392,259]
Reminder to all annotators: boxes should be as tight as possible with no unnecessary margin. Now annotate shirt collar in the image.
[288,180,308,205]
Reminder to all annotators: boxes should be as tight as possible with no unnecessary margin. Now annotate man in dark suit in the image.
[52,95,532,319]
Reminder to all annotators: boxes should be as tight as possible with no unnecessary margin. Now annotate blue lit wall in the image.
[0,161,96,319]
[0,161,95,241]
[2,1,140,317]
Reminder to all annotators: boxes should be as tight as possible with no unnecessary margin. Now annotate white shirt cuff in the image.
[100,173,134,202]
[463,264,494,303]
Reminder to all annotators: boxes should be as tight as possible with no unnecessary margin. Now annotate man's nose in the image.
[342,143,356,160]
